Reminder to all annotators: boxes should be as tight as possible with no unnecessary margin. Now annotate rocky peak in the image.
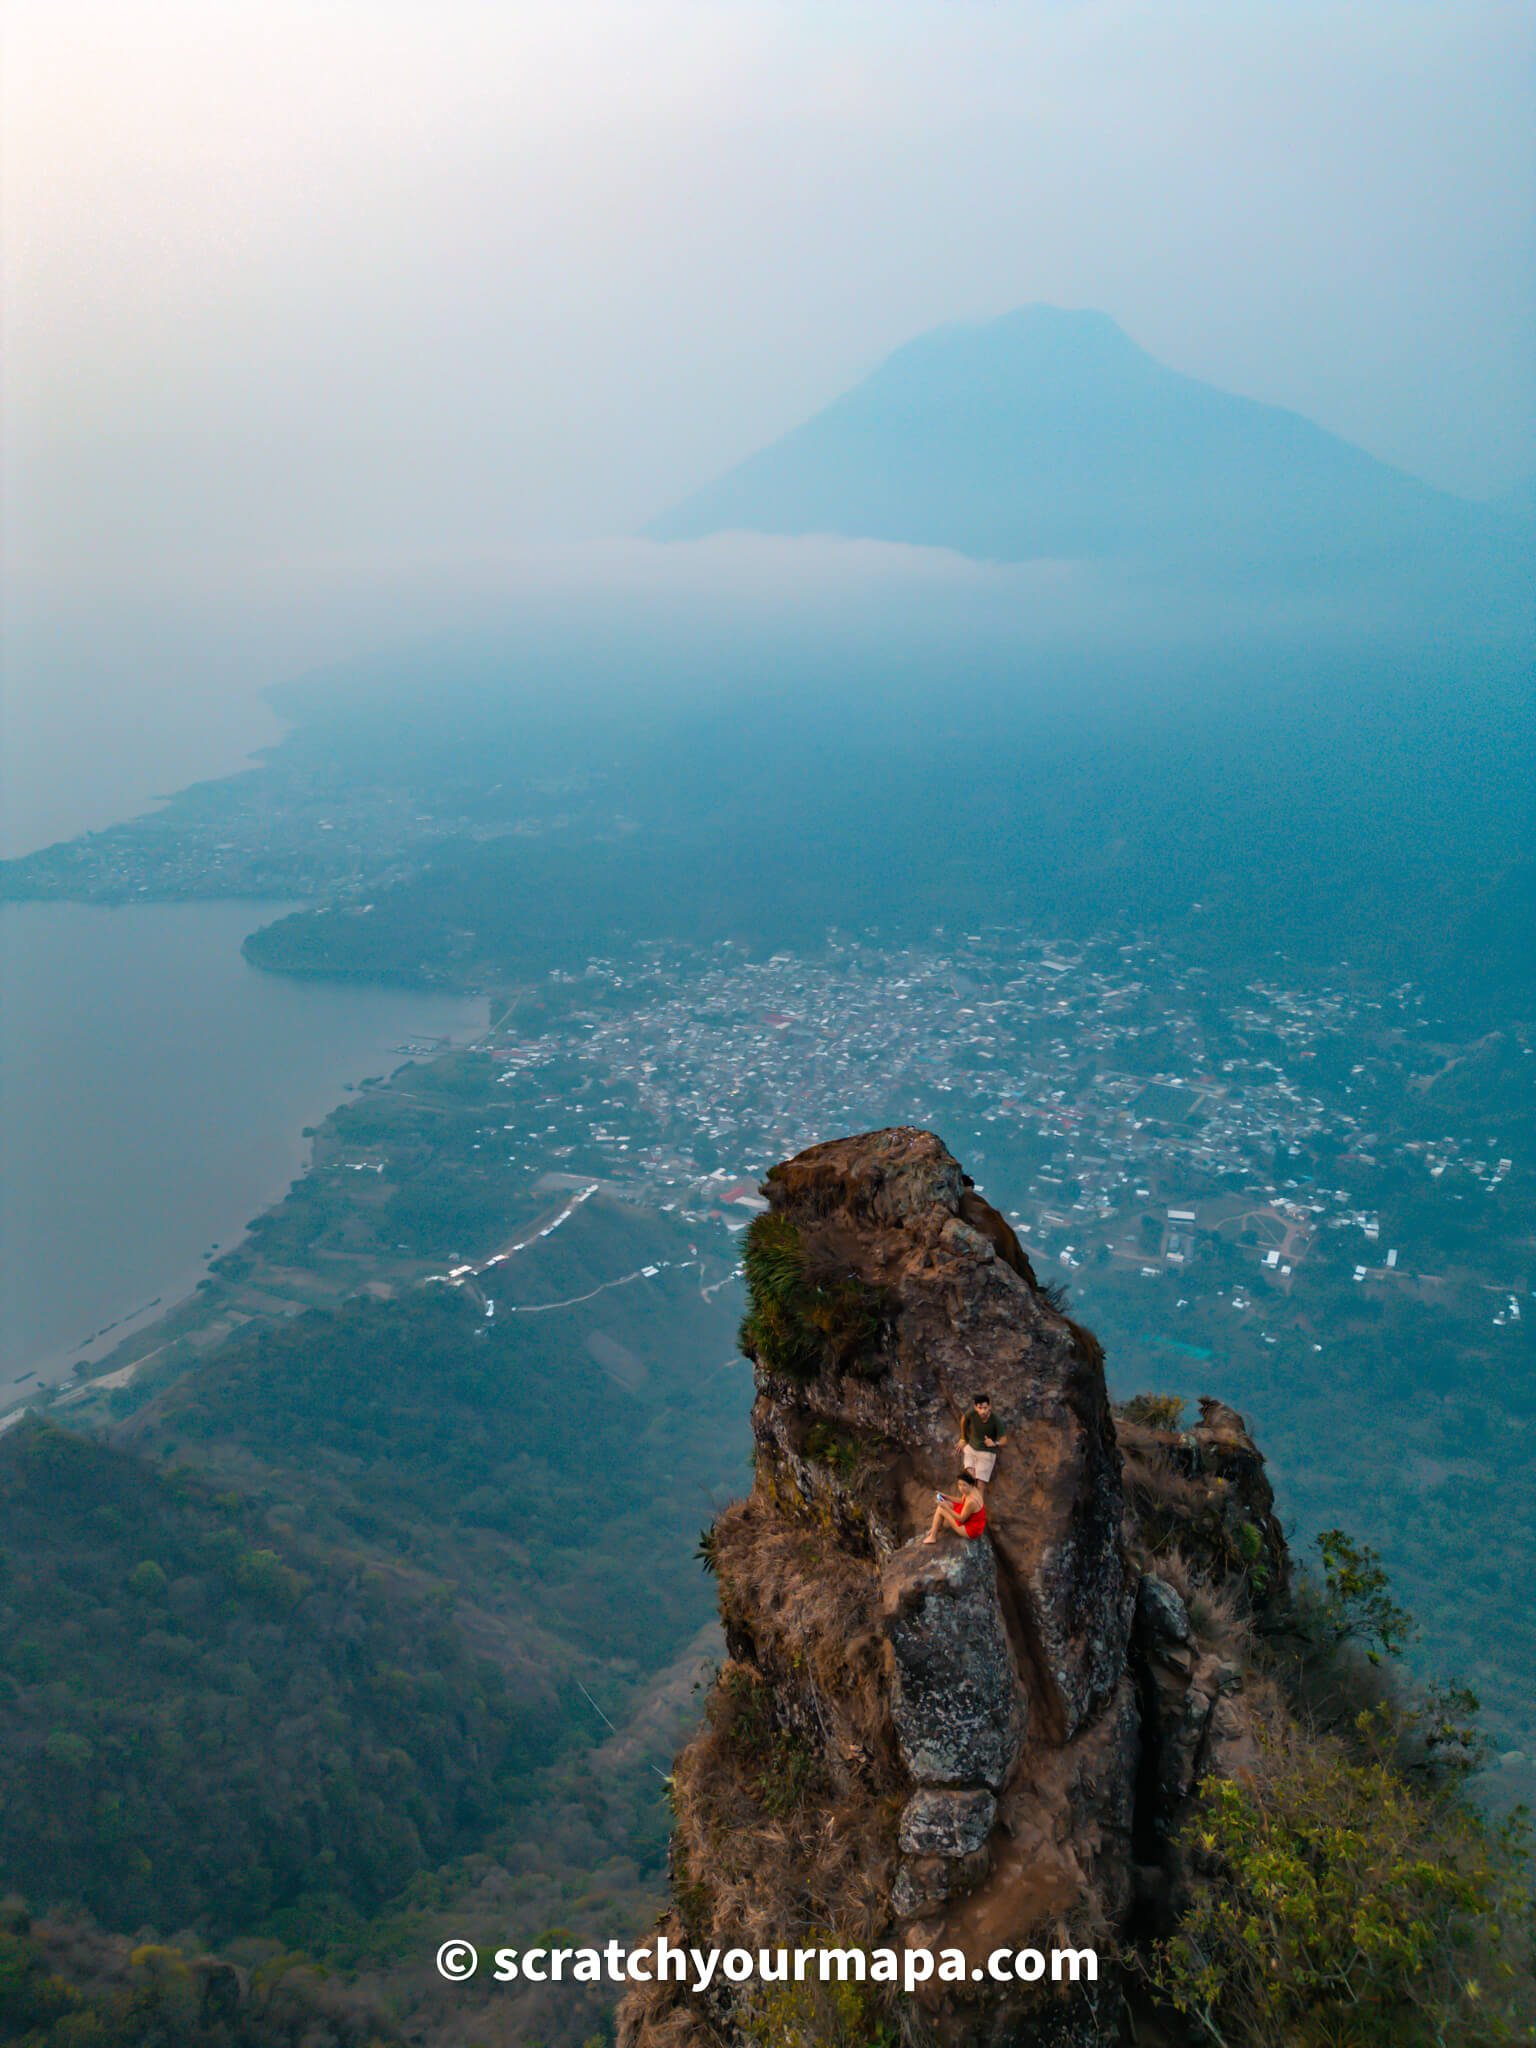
[620,1128,1289,2048]
[747,1126,1133,1736]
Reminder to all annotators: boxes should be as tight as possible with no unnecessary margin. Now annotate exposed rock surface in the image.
[747,1127,1133,1736]
[617,1128,1289,2048]
[899,1787,997,1858]
[883,1539,1024,1792]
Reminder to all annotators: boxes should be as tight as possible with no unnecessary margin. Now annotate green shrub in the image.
[743,1212,807,1308]
[739,1215,889,1380]
[42,1732,93,1773]
[1148,1732,1536,2047]
[742,1970,899,2048]
[1313,1528,1417,1663]
[802,1279,888,1378]
[1233,1518,1271,1596]
[739,1296,821,1378]
[232,1547,307,1613]
[804,1422,861,1479]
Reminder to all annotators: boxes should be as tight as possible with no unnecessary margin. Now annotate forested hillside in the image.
[0,1416,549,1943]
[0,1202,750,2044]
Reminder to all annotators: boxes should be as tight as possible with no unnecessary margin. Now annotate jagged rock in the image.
[750,1127,1134,1732]
[1190,1400,1290,1603]
[1119,1399,1290,1613]
[1146,1676,1217,1828]
[899,1786,997,1857]
[958,1179,1041,1283]
[712,1500,895,1792]
[1134,1576,1217,1844]
[620,1127,1288,2048]
[891,1843,992,1918]
[882,1538,1024,1792]
[1137,1573,1196,1663]
[1197,1395,1247,1434]
[1135,1573,1260,1853]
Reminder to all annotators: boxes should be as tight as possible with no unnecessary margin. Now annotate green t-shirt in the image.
[963,1408,1002,1450]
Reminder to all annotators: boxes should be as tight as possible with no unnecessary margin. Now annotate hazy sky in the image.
[5,0,1533,605]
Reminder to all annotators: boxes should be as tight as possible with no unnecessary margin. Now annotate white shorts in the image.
[963,1445,997,1483]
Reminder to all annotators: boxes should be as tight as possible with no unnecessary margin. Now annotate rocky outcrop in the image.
[1132,1569,1262,1880]
[883,1539,1024,1794]
[619,1128,1288,2048]
[745,1127,1133,1736]
[899,1787,997,1858]
[1119,1397,1290,1606]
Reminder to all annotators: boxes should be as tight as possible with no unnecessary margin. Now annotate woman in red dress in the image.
[923,1473,987,1544]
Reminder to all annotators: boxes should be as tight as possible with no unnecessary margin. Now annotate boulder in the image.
[1136,1573,1195,1657]
[891,1843,992,1919]
[618,1128,1289,2048]
[881,1537,1024,1792]
[898,1786,997,1857]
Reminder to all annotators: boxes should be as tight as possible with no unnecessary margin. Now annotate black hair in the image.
[973,1392,992,1406]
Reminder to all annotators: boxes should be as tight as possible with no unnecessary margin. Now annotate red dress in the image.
[946,1496,987,1538]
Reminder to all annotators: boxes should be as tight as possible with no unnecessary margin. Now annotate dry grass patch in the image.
[1153,1546,1254,1663]
[713,1499,896,1784]
[616,1946,728,2048]
[669,1658,901,1953]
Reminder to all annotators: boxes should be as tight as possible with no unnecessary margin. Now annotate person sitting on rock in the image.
[923,1473,987,1544]
[959,1393,1007,1483]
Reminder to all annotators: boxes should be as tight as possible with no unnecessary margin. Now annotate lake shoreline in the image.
[0,900,487,1408]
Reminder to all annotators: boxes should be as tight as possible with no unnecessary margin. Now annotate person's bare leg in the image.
[924,1503,961,1543]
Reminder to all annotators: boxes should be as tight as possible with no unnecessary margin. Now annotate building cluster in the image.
[472,928,1523,1334]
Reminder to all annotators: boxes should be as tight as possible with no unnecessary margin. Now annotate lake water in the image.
[0,901,485,1400]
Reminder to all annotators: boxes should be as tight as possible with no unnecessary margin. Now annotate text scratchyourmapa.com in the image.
[435,1935,1099,1996]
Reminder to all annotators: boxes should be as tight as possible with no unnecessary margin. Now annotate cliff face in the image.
[620,1128,1288,2048]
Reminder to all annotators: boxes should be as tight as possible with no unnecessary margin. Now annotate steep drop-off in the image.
[619,1127,1290,2047]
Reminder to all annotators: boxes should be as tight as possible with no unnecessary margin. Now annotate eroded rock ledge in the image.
[618,1128,1289,2048]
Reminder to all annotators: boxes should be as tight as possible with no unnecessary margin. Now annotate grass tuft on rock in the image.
[1119,1392,1187,1432]
[738,1213,891,1380]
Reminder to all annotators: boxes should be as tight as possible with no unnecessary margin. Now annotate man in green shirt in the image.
[959,1393,1007,1483]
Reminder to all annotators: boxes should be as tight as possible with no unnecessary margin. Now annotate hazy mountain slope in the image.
[652,306,1503,572]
